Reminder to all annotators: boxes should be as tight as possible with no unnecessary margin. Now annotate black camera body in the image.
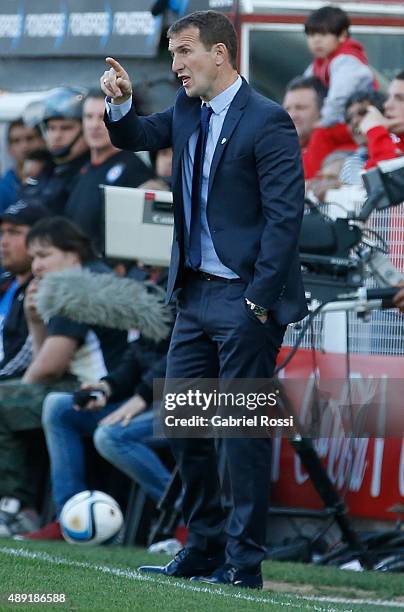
[300,160,404,302]
[299,209,363,301]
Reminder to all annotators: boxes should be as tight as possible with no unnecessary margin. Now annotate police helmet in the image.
[41,87,87,123]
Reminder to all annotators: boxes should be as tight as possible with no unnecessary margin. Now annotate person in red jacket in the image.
[338,89,387,185]
[339,73,404,185]
[304,71,404,181]
[362,71,404,165]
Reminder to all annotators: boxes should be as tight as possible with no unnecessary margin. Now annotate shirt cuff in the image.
[105,96,132,122]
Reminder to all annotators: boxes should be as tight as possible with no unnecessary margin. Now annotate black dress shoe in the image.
[138,548,224,578]
[191,564,263,589]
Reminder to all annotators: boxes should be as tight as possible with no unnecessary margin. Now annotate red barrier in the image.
[272,348,404,520]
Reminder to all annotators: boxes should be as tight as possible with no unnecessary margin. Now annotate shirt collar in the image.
[203,75,242,115]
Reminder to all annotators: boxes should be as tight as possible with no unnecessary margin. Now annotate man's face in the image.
[384,78,404,134]
[8,125,43,164]
[283,88,320,147]
[83,97,112,151]
[309,157,344,202]
[306,32,344,59]
[0,222,32,274]
[28,240,80,279]
[169,26,219,101]
[345,100,371,146]
[45,118,87,161]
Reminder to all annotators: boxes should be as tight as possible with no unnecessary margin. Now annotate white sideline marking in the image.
[0,545,402,611]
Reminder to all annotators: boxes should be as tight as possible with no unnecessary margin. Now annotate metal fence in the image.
[285,193,404,356]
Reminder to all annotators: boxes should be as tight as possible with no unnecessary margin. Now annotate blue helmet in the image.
[41,87,87,123]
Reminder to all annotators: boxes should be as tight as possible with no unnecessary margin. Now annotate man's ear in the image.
[214,42,228,66]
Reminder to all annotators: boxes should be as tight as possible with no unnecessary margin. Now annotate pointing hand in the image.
[100,57,133,104]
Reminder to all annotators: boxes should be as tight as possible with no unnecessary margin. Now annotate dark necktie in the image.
[189,104,213,270]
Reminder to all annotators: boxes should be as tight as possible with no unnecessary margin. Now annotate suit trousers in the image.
[165,274,286,569]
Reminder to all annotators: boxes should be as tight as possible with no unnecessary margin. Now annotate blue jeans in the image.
[42,392,171,515]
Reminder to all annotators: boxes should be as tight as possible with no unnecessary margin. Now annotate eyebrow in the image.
[170,44,190,55]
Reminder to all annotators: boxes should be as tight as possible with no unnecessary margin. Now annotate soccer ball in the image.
[60,490,124,545]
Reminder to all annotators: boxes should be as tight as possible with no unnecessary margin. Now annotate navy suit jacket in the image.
[106,78,308,325]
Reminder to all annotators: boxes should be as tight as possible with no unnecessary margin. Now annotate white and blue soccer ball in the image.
[60,490,124,545]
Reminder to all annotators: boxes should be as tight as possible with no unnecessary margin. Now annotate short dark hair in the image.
[285,76,327,110]
[305,6,350,37]
[7,119,24,142]
[26,217,96,263]
[344,89,387,119]
[85,88,105,103]
[394,70,404,81]
[167,10,237,69]
[7,119,41,143]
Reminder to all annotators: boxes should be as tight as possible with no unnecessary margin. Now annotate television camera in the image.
[300,156,404,304]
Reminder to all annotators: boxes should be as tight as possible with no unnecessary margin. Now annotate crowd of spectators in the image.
[0,83,175,539]
[0,4,403,544]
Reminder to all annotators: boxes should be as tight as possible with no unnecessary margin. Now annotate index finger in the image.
[106,57,125,76]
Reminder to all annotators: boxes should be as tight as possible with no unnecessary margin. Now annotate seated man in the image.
[64,90,154,253]
[0,217,128,537]
[339,89,387,185]
[284,76,356,180]
[375,70,404,157]
[23,314,173,540]
[283,76,326,153]
[306,149,352,202]
[0,202,50,381]
[0,121,44,212]
[20,87,90,215]
[305,71,404,182]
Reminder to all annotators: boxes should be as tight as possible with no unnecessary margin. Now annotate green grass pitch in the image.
[0,540,403,611]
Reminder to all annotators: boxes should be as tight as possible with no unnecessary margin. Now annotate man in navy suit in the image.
[102,10,307,589]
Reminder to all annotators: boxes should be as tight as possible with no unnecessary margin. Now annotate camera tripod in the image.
[271,289,404,571]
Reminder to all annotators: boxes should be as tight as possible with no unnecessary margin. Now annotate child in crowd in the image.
[304,5,375,127]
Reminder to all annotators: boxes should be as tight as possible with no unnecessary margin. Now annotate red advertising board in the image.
[272,348,404,521]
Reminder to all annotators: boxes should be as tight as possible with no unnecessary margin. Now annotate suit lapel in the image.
[208,78,250,195]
